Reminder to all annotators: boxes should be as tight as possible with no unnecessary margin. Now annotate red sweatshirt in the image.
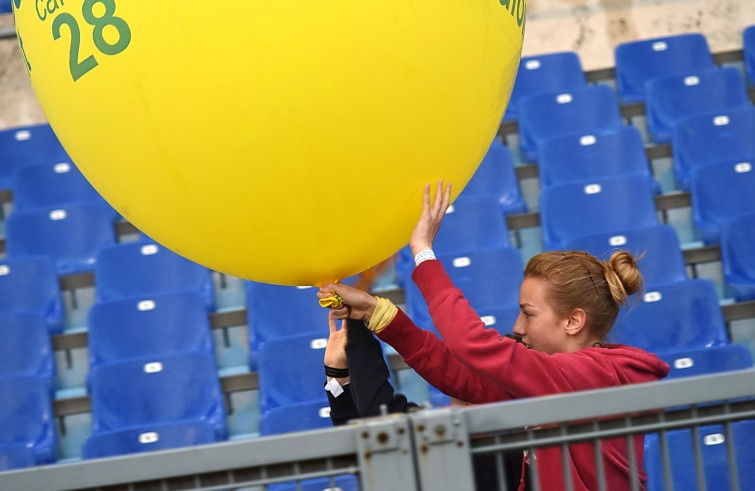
[376,260,670,491]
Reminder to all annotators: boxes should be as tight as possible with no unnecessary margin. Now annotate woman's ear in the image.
[565,308,587,336]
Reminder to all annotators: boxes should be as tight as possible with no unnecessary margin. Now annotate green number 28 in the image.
[52,0,131,82]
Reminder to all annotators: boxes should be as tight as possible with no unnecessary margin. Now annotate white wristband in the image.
[325,377,345,398]
[414,249,436,266]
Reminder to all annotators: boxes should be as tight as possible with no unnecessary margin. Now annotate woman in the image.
[318,181,670,491]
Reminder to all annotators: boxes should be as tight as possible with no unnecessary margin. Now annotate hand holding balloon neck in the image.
[409,181,453,258]
[318,283,378,324]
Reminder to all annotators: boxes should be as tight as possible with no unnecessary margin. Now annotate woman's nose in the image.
[512,315,525,336]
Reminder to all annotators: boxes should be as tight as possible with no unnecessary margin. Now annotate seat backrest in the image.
[504,51,586,120]
[94,240,214,308]
[540,175,659,251]
[0,313,54,380]
[257,333,330,413]
[88,291,213,367]
[460,140,527,215]
[434,195,511,256]
[744,25,755,84]
[689,158,755,245]
[614,33,714,103]
[518,84,623,161]
[645,420,755,491]
[438,246,524,311]
[268,475,361,491]
[538,125,653,188]
[404,247,524,330]
[245,282,328,362]
[260,400,333,436]
[645,67,750,144]
[0,444,35,471]
[13,161,110,213]
[0,256,63,333]
[611,279,728,353]
[720,212,755,301]
[0,376,56,464]
[659,344,753,379]
[0,124,68,189]
[82,420,217,459]
[564,224,687,287]
[5,203,116,275]
[88,353,226,439]
[671,106,755,190]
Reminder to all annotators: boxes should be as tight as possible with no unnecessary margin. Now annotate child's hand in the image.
[324,311,348,369]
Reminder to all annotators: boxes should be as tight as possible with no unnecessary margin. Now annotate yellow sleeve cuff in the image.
[367,297,398,334]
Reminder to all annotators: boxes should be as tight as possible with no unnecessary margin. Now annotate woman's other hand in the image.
[409,180,452,257]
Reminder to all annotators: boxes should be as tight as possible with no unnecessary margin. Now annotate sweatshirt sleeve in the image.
[327,383,360,426]
[345,320,419,417]
[411,260,624,398]
[376,308,512,404]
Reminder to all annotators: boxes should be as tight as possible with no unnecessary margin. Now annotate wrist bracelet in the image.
[414,249,436,266]
[325,365,349,378]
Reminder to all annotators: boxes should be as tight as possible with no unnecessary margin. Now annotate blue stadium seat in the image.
[245,282,328,370]
[537,125,656,189]
[0,0,11,13]
[88,353,226,440]
[645,421,755,491]
[659,344,753,379]
[434,195,512,256]
[540,175,659,251]
[518,84,624,162]
[5,203,116,275]
[689,158,755,244]
[0,444,35,471]
[645,67,750,143]
[0,313,54,380]
[395,194,513,285]
[82,420,217,459]
[257,333,330,414]
[0,256,63,333]
[564,225,687,287]
[405,246,523,330]
[504,51,586,121]
[260,400,333,436]
[745,25,755,85]
[94,240,215,309]
[614,33,715,103]
[88,291,213,368]
[460,140,527,215]
[671,106,755,190]
[0,124,69,190]
[0,376,56,465]
[268,475,361,491]
[477,307,520,338]
[721,213,755,301]
[12,161,112,213]
[611,279,728,353]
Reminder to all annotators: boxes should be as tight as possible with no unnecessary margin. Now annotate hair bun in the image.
[604,250,643,305]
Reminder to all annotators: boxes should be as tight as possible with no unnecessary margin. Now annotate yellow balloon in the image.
[13,0,525,286]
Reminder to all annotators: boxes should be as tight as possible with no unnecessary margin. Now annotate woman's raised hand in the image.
[409,181,452,257]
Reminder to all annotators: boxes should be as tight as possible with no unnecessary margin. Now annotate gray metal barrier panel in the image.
[2,369,755,491]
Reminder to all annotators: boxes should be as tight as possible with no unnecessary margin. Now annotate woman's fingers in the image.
[328,311,337,333]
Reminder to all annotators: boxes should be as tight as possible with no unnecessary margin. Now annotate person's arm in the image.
[412,259,621,397]
[318,284,511,405]
[344,319,419,417]
[323,312,359,426]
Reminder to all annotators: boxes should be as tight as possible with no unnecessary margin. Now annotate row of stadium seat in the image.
[2,30,755,477]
